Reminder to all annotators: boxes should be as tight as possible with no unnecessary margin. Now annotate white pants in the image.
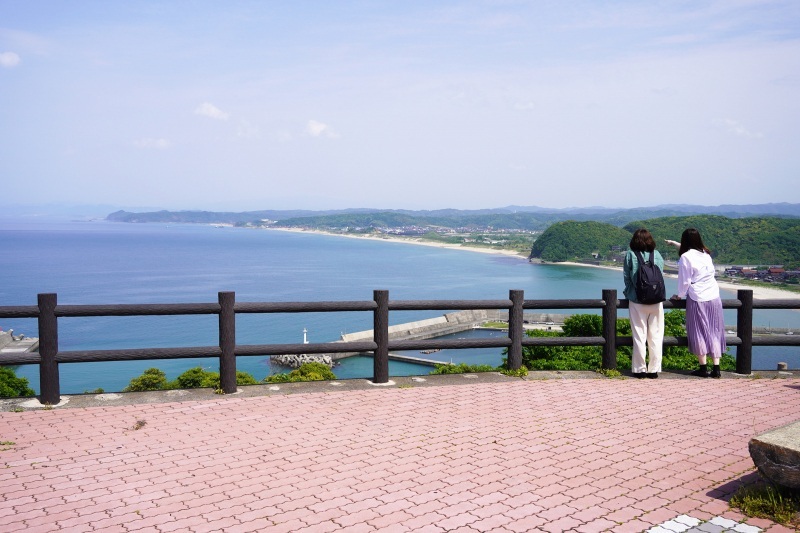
[629,301,664,373]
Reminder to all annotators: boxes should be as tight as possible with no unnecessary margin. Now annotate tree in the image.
[123,368,168,392]
[263,362,337,383]
[0,367,35,398]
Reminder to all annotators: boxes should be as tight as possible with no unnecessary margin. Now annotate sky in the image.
[1,0,799,213]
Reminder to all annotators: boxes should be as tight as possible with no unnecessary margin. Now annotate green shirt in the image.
[623,249,665,303]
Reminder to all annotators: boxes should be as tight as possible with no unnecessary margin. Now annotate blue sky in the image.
[1,1,799,213]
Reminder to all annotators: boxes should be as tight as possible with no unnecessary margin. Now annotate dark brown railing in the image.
[1,289,799,404]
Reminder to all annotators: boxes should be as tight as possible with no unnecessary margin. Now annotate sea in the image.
[1,219,798,394]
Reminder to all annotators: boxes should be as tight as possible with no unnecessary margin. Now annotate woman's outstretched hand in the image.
[664,239,680,248]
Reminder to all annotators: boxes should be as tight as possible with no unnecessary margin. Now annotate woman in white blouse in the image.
[666,228,726,378]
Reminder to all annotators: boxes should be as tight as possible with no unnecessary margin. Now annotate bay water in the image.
[1,220,797,394]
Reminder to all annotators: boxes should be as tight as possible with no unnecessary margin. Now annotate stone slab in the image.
[748,420,800,490]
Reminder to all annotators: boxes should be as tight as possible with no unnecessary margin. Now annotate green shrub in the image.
[0,367,35,398]
[235,371,258,385]
[175,367,208,388]
[168,367,258,390]
[429,363,497,375]
[123,368,167,392]
[263,362,336,383]
[500,365,528,377]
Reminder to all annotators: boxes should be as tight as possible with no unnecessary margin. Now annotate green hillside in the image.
[529,221,631,262]
[623,216,800,265]
[531,216,800,267]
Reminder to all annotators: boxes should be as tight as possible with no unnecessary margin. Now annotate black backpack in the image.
[633,251,666,304]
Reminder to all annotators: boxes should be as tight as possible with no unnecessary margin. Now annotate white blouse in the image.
[677,249,720,302]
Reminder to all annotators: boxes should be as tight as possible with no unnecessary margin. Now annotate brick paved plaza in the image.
[1,374,799,532]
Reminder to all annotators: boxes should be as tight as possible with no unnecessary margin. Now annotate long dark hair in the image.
[678,228,711,256]
[629,228,656,252]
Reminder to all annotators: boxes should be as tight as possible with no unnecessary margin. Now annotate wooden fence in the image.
[1,289,799,404]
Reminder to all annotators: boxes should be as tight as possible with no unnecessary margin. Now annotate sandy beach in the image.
[266,227,800,301]
[266,227,530,259]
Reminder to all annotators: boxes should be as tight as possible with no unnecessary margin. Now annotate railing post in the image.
[218,291,237,393]
[508,290,524,370]
[373,290,389,383]
[736,289,753,375]
[602,289,617,370]
[37,293,60,405]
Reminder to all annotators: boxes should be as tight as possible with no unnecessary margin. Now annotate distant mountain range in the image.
[106,203,800,230]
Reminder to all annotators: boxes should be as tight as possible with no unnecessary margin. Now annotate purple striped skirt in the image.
[685,297,727,357]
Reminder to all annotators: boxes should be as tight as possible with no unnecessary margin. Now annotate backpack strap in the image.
[633,250,651,266]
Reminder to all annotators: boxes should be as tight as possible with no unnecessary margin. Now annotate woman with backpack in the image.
[667,228,726,378]
[623,228,666,379]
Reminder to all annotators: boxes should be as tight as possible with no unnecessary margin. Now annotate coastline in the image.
[265,227,531,259]
[265,227,800,301]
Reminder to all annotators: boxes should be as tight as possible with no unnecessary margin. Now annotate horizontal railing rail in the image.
[1,289,799,404]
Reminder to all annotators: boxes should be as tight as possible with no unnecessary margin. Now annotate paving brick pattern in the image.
[1,378,799,532]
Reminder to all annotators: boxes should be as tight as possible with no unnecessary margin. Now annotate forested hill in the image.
[106,203,800,229]
[530,222,632,262]
[530,216,800,266]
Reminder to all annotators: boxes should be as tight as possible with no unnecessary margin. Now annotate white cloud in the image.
[722,118,764,139]
[194,102,230,120]
[307,119,340,139]
[134,138,171,149]
[0,52,21,68]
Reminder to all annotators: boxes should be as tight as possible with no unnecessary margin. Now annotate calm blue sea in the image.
[1,220,798,394]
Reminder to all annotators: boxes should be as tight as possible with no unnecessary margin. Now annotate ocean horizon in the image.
[1,220,798,394]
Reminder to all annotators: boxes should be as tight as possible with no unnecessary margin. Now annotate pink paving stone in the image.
[469,501,514,520]
[366,510,416,529]
[601,495,639,511]
[471,492,509,508]
[410,526,447,533]
[571,504,612,522]
[252,518,311,533]
[288,521,345,533]
[698,498,732,515]
[763,524,799,532]
[638,506,683,525]
[665,496,706,514]
[435,512,481,530]
[631,495,673,513]
[504,516,549,532]
[604,505,643,523]
[608,519,655,532]
[565,482,605,498]
[403,499,445,517]
[576,517,624,533]
[537,503,579,521]
[438,500,481,518]
[533,483,571,498]
[400,511,450,530]
[334,508,383,528]
[744,516,780,529]
[540,515,584,532]
[468,513,515,532]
